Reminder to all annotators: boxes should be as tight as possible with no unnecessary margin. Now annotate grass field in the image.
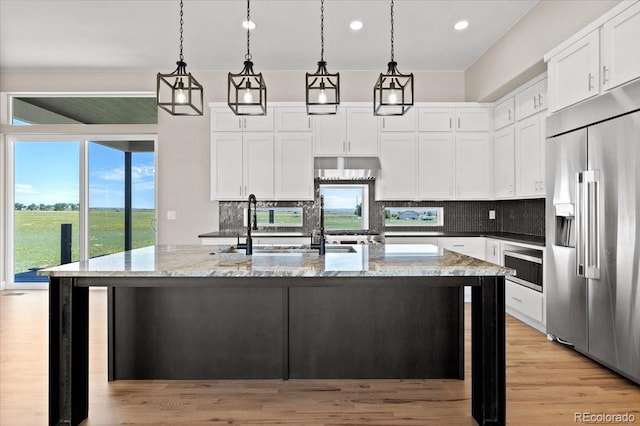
[14,209,155,274]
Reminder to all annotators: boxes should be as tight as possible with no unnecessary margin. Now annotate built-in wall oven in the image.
[503,249,543,292]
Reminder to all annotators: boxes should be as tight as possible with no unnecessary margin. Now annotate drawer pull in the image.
[511,296,523,303]
[452,244,465,247]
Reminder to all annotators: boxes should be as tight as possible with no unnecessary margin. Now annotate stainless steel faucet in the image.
[310,195,326,255]
[237,193,258,255]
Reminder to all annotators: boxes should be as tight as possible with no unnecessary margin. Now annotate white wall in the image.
[0,70,463,246]
[465,0,621,102]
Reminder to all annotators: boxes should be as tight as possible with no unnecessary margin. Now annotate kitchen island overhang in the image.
[41,244,513,426]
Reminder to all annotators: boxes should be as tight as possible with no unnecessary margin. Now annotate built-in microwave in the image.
[503,249,543,292]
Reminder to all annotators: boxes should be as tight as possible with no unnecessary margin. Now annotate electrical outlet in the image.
[167,210,177,220]
[489,210,496,220]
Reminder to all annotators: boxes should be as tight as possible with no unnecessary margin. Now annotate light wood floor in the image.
[1,289,638,425]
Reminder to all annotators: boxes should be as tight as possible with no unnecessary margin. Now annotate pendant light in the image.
[305,0,340,115]
[373,0,413,116]
[228,0,267,116]
[156,0,203,116]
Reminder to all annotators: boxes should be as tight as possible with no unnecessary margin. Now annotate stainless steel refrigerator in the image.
[546,78,640,385]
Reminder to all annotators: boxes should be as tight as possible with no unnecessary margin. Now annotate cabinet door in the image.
[211,108,242,131]
[379,134,417,200]
[275,107,312,131]
[455,108,491,131]
[485,239,502,265]
[417,133,454,199]
[242,109,274,131]
[314,110,347,155]
[515,115,543,197]
[493,126,515,198]
[381,108,416,132]
[548,29,600,112]
[274,133,314,200]
[211,133,244,200]
[347,107,379,155]
[455,133,491,199]
[243,133,274,200]
[602,1,640,91]
[493,97,515,130]
[516,79,547,120]
[418,108,454,132]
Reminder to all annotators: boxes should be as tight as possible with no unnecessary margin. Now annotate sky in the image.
[319,186,363,210]
[14,141,155,209]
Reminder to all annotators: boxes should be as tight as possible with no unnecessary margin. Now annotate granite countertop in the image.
[198,231,310,238]
[38,244,514,278]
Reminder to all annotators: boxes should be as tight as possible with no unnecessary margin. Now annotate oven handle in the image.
[503,250,542,264]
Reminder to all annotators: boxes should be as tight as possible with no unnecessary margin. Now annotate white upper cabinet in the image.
[455,108,491,131]
[548,29,600,113]
[418,134,454,199]
[602,1,640,91]
[493,126,515,199]
[274,133,314,200]
[275,107,312,131]
[418,108,454,132]
[515,114,545,197]
[378,133,417,200]
[346,108,379,155]
[243,134,275,199]
[515,79,547,120]
[493,97,515,130]
[455,133,492,199]
[380,108,416,132]
[419,107,490,132]
[314,107,379,156]
[211,107,274,132]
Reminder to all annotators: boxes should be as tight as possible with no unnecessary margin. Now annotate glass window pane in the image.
[131,152,155,249]
[14,142,80,282]
[319,185,368,230]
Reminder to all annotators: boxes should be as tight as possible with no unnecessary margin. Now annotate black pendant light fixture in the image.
[228,0,267,116]
[156,0,203,116]
[305,0,340,115]
[373,0,413,116]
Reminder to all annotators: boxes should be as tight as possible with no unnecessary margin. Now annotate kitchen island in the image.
[40,243,513,426]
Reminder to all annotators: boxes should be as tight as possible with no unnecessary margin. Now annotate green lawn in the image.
[324,212,363,230]
[14,209,155,273]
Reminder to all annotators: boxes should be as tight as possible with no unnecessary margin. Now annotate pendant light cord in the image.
[390,0,395,62]
[179,0,184,62]
[320,0,325,62]
[246,0,252,60]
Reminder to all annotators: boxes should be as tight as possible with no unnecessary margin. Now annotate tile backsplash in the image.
[219,180,545,237]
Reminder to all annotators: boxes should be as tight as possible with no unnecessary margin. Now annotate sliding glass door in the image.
[8,137,156,287]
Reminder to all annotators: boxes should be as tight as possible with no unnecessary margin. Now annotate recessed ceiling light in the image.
[350,20,363,31]
[454,20,469,31]
[242,20,256,30]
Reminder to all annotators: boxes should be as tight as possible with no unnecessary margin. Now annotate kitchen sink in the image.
[222,245,357,255]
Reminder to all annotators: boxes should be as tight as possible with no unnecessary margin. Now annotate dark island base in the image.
[109,284,464,381]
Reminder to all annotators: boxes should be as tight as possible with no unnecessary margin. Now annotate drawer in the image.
[505,280,543,323]
[438,237,486,259]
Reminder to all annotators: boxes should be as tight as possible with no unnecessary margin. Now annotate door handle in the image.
[584,170,600,280]
[576,171,585,277]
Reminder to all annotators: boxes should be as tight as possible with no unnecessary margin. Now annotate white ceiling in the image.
[0,0,538,72]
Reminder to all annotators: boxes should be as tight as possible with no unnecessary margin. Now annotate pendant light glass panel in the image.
[156,0,203,116]
[228,0,267,116]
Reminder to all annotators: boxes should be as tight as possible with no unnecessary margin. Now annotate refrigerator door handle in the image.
[575,171,586,277]
[584,170,601,279]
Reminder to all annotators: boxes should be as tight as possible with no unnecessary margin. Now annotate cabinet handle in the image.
[240,185,242,196]
[493,246,497,256]
[449,118,452,129]
[588,73,594,91]
[244,185,247,195]
[533,96,537,109]
[457,118,461,129]
[348,141,351,152]
[383,118,386,129]
[238,119,242,129]
[535,181,540,191]
[343,141,346,152]
[511,296,523,303]
[508,109,512,121]
[602,66,609,85]
[509,184,513,194]
[452,244,465,247]
[537,94,543,107]
[540,180,544,191]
